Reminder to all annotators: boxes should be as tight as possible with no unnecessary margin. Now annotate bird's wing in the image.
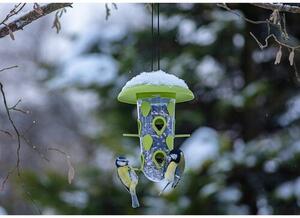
[117,167,131,193]
[172,154,185,188]
[171,175,180,188]
[129,167,139,183]
[117,175,130,193]
[177,153,185,175]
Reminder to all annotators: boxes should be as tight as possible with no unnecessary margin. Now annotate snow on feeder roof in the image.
[118,70,194,104]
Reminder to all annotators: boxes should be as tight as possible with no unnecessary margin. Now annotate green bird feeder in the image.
[118,70,194,182]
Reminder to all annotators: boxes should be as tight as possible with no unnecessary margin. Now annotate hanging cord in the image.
[157,3,160,70]
[150,3,160,71]
[151,3,154,71]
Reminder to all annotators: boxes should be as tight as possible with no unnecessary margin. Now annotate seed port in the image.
[155,119,164,131]
[152,116,166,135]
[155,153,164,164]
[152,150,166,168]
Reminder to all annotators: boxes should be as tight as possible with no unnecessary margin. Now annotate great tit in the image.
[160,149,185,195]
[115,156,140,208]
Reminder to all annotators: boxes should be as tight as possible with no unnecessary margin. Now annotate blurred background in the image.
[0,3,300,215]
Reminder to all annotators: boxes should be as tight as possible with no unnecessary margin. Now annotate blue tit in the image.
[115,156,140,208]
[160,149,185,195]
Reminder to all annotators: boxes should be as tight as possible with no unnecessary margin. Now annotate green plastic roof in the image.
[118,84,194,104]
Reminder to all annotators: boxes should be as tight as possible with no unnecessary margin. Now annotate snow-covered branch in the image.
[251,3,300,14]
[0,3,72,39]
[217,3,300,82]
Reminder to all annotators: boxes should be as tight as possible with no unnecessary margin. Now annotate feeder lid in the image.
[118,70,194,104]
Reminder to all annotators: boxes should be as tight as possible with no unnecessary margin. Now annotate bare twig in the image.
[217,3,300,50]
[281,12,289,39]
[0,83,21,174]
[218,3,300,83]
[0,67,21,167]
[0,3,26,26]
[105,3,118,20]
[8,99,28,114]
[48,148,75,184]
[105,3,111,20]
[0,129,12,137]
[0,3,73,39]
[0,65,22,190]
[250,32,300,50]
[217,3,268,25]
[252,3,300,14]
[0,166,17,191]
[21,135,50,162]
[0,65,18,72]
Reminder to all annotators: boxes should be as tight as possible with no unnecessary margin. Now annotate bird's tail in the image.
[130,192,140,208]
[159,182,171,196]
[171,175,180,189]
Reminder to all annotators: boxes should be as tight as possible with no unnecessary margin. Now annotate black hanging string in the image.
[157,3,160,70]
[151,3,160,72]
[151,3,154,71]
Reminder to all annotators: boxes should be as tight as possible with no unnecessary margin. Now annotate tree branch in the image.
[251,3,300,14]
[0,81,22,176]
[217,3,300,83]
[0,3,26,26]
[0,65,18,72]
[0,3,73,39]
[217,3,268,24]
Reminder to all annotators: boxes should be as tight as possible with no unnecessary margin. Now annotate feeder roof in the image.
[118,70,194,104]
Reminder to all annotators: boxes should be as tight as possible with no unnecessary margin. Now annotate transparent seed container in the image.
[137,96,176,182]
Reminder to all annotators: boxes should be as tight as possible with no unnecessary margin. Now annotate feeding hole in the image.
[152,116,166,135]
[152,150,166,168]
[155,120,164,130]
[155,153,164,164]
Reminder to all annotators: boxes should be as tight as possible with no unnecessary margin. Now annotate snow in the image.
[211,9,244,28]
[121,70,189,91]
[278,94,300,126]
[178,196,190,209]
[245,155,257,167]
[178,12,242,46]
[64,89,102,137]
[62,4,147,35]
[227,205,250,215]
[275,181,294,200]
[275,177,300,200]
[252,47,277,63]
[94,147,115,172]
[233,34,245,48]
[257,196,273,215]
[48,54,118,88]
[178,19,217,46]
[178,3,194,10]
[263,160,278,173]
[218,187,242,202]
[60,191,88,208]
[42,207,57,215]
[196,56,224,88]
[38,3,147,73]
[0,206,7,215]
[200,183,219,197]
[295,178,300,197]
[181,127,219,171]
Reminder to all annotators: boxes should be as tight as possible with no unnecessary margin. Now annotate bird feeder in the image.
[118,70,194,182]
